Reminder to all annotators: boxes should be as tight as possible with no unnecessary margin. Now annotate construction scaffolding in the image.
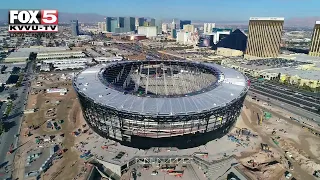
[102,61,218,97]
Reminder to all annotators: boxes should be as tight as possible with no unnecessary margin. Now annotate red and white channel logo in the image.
[8,10,58,33]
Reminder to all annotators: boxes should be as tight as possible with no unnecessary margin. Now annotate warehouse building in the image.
[40,58,92,71]
[4,51,30,63]
[17,46,69,53]
[37,51,86,60]
[0,73,12,85]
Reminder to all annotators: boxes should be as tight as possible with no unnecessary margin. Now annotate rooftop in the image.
[128,34,147,37]
[37,50,84,55]
[0,74,11,84]
[6,51,30,59]
[25,147,51,175]
[249,17,284,21]
[262,68,320,80]
[16,46,70,53]
[231,58,311,71]
[280,53,320,63]
[73,60,248,116]
[42,58,92,63]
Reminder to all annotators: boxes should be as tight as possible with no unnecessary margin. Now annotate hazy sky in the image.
[5,0,320,21]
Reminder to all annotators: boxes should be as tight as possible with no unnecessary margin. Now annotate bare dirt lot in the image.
[12,73,91,180]
[238,97,320,180]
[12,72,320,180]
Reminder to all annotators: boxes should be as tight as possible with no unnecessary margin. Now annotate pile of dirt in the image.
[278,138,320,174]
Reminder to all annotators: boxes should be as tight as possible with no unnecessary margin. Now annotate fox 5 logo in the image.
[9,10,58,25]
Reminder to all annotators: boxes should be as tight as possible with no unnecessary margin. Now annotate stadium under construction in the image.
[73,60,249,149]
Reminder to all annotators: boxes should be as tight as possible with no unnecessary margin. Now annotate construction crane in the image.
[257,113,263,125]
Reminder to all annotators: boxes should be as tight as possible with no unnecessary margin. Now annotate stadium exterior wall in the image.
[75,90,246,149]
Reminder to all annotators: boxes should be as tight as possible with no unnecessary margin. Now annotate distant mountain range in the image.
[0,9,318,27]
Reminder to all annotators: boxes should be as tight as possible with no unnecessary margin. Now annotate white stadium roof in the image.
[73,60,249,116]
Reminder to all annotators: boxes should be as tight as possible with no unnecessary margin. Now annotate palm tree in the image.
[308,81,314,92]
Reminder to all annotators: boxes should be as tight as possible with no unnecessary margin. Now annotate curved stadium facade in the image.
[73,60,249,149]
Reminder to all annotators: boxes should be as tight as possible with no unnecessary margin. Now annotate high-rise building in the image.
[309,21,320,57]
[110,19,118,33]
[118,17,125,28]
[180,20,191,29]
[162,23,169,33]
[194,28,198,33]
[70,20,79,36]
[212,28,232,44]
[245,17,284,59]
[115,27,125,33]
[155,19,162,34]
[106,17,118,32]
[106,17,111,32]
[183,24,195,33]
[124,17,135,32]
[176,31,198,45]
[98,22,107,32]
[137,26,157,37]
[150,18,156,26]
[204,23,216,34]
[138,17,145,26]
[171,19,176,30]
[106,17,134,33]
[171,29,177,39]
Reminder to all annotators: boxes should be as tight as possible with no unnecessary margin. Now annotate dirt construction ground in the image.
[237,97,320,180]
[11,73,320,180]
[12,73,90,180]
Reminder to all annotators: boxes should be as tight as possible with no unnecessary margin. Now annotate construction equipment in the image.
[151,170,158,175]
[247,159,257,167]
[101,145,108,149]
[257,113,263,125]
[264,111,272,120]
[261,143,270,152]
[7,143,14,154]
[168,170,184,177]
[160,165,175,172]
[194,152,208,158]
[101,142,117,149]
[241,128,251,136]
[272,138,279,145]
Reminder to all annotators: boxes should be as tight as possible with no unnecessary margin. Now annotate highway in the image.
[0,61,34,179]
[251,79,320,105]
[247,91,320,123]
[250,78,320,116]
[252,84,319,108]
[250,87,319,114]
[250,78,320,103]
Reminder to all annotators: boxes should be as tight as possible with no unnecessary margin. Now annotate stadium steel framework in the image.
[73,60,249,149]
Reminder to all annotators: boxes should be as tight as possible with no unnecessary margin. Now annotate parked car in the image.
[285,171,292,179]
